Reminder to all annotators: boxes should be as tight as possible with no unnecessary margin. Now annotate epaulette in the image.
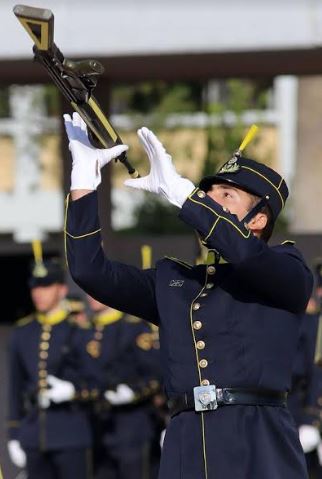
[164,256,193,269]
[281,240,296,246]
[16,314,34,327]
[124,314,142,324]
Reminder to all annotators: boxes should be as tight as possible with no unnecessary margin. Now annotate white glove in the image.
[41,375,75,405]
[7,440,26,468]
[64,112,128,190]
[124,127,195,208]
[160,428,166,448]
[298,424,320,453]
[104,383,135,405]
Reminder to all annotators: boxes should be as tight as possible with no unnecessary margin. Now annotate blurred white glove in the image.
[42,375,75,405]
[160,428,166,448]
[124,127,195,208]
[104,384,135,405]
[64,112,128,190]
[7,440,26,468]
[299,424,320,453]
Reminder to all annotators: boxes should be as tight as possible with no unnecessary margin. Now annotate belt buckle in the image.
[193,385,218,412]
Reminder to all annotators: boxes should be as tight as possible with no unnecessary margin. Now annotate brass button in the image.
[81,389,89,399]
[41,332,51,341]
[38,370,47,378]
[196,340,205,350]
[200,292,207,298]
[39,351,48,360]
[206,283,214,289]
[38,379,47,388]
[193,321,202,330]
[207,265,216,275]
[197,190,206,198]
[94,331,103,340]
[40,342,49,351]
[199,359,208,368]
[201,379,210,386]
[38,361,47,369]
[193,303,200,311]
[42,325,52,332]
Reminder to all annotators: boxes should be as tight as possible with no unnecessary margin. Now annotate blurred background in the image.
[1,0,322,476]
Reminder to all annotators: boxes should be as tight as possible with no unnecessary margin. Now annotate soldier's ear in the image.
[248,212,268,233]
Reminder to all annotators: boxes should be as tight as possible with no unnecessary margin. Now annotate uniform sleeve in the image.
[7,331,26,440]
[179,188,313,313]
[65,192,159,324]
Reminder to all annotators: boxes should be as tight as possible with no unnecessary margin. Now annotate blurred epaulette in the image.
[165,256,192,269]
[281,240,296,246]
[124,314,142,324]
[16,314,34,327]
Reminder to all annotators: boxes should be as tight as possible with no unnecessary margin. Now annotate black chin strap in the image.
[242,195,270,227]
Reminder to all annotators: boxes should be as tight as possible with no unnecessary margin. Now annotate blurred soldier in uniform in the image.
[63,113,313,479]
[7,250,92,479]
[288,293,322,478]
[80,295,163,479]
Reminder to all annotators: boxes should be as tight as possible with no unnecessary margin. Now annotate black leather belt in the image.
[168,388,287,417]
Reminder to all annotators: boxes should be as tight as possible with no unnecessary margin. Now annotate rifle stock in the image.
[14,4,139,178]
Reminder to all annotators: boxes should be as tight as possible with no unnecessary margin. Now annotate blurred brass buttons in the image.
[41,332,51,341]
[193,321,202,330]
[206,283,214,289]
[40,342,49,351]
[199,359,208,368]
[200,293,207,297]
[193,303,200,311]
[207,266,216,275]
[196,340,205,350]
[39,351,48,360]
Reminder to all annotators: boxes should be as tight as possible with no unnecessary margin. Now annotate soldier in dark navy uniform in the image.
[74,294,163,479]
[63,113,313,479]
[7,256,92,479]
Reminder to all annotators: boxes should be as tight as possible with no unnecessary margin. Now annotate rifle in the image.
[13,4,139,178]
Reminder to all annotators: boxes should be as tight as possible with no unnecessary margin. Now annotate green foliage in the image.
[117,194,190,235]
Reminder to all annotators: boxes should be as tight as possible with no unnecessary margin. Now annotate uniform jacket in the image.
[65,189,313,479]
[7,311,92,451]
[288,310,322,428]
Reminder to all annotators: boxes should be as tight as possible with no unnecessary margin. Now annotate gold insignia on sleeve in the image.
[86,340,101,358]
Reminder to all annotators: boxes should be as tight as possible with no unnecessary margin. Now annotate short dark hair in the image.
[248,194,274,242]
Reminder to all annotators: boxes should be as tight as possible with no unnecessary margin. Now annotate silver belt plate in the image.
[193,385,218,412]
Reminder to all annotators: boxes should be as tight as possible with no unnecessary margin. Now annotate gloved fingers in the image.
[137,127,154,161]
[63,114,77,141]
[145,128,167,157]
[72,111,83,128]
[46,375,59,386]
[124,176,150,191]
[99,144,129,167]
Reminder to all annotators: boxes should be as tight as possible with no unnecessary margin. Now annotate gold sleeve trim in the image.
[188,191,251,239]
[64,229,102,240]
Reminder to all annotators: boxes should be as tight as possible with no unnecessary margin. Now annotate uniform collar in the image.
[36,309,68,326]
[93,309,123,327]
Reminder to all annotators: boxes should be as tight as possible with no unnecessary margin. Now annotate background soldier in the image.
[64,114,313,479]
[7,253,92,479]
[80,295,163,479]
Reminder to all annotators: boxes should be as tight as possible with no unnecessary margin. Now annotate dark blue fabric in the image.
[66,190,313,479]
